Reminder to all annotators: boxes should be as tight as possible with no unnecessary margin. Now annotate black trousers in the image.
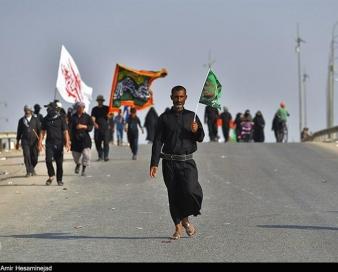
[22,143,38,174]
[207,120,218,141]
[45,144,64,182]
[222,126,230,142]
[127,131,138,155]
[94,129,110,159]
[162,159,203,225]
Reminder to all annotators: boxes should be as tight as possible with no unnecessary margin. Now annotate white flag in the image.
[56,45,93,110]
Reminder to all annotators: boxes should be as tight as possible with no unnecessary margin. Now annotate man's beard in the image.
[173,103,184,111]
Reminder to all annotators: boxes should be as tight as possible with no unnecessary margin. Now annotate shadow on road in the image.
[0,232,182,240]
[257,225,338,231]
[0,184,52,187]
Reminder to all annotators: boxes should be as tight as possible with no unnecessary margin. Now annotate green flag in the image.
[198,69,222,110]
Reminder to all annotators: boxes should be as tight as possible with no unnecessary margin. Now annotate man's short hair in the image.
[171,85,187,95]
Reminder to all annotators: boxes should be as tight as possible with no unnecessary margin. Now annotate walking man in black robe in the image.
[219,107,232,143]
[126,107,144,160]
[33,104,44,127]
[204,105,219,142]
[16,105,41,177]
[71,102,94,176]
[150,85,205,240]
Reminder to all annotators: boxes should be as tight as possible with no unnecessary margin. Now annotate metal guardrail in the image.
[305,126,338,142]
[0,132,16,151]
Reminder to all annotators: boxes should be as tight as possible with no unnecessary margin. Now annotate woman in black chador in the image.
[144,107,159,144]
[253,111,265,142]
[150,85,205,240]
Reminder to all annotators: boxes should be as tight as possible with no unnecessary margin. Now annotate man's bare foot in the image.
[170,224,183,240]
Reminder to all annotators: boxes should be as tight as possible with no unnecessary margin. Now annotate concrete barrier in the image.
[0,132,16,151]
[305,126,338,143]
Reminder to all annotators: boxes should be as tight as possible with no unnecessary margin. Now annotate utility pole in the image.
[303,72,309,128]
[327,22,338,129]
[296,24,305,139]
[0,101,8,128]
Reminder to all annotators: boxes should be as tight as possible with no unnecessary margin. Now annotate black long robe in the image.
[144,107,159,142]
[253,114,265,142]
[151,107,205,224]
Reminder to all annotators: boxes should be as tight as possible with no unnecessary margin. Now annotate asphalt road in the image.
[1,142,338,262]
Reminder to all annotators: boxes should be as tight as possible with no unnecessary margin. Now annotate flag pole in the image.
[193,68,211,122]
[54,87,58,100]
[54,44,62,101]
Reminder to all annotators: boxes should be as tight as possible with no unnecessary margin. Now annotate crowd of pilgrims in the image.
[205,104,289,144]
[15,95,160,184]
[15,94,293,184]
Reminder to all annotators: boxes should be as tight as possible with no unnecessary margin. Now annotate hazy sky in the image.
[1,0,338,143]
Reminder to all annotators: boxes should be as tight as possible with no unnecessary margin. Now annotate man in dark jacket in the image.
[33,104,44,128]
[91,95,110,161]
[71,102,94,176]
[16,105,41,177]
[219,107,232,143]
[38,102,70,186]
[126,107,144,160]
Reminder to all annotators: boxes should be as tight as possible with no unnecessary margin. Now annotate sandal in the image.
[45,178,53,186]
[170,231,181,240]
[182,222,197,237]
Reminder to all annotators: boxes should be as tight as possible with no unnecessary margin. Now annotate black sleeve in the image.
[35,117,41,135]
[144,114,149,127]
[91,107,96,118]
[16,119,23,141]
[61,118,68,132]
[192,114,205,143]
[86,114,94,132]
[150,115,164,167]
[70,116,77,133]
[137,117,141,127]
[41,118,47,131]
